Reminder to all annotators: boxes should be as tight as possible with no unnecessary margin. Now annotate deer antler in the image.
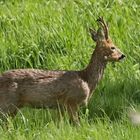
[97,17,109,40]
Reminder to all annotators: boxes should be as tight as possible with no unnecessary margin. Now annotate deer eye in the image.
[111,47,115,50]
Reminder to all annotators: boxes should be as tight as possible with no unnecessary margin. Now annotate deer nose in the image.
[119,54,125,60]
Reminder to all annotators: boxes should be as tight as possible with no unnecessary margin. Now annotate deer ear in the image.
[97,28,105,41]
[89,28,97,42]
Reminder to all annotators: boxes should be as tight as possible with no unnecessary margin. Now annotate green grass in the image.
[0,0,140,139]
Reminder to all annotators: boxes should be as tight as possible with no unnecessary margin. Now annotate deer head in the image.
[89,17,125,61]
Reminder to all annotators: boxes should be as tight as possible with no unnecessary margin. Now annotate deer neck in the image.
[79,47,107,93]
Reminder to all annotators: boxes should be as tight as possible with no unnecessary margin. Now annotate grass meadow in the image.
[0,0,140,139]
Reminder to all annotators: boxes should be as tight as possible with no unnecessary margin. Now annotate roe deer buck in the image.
[0,17,125,124]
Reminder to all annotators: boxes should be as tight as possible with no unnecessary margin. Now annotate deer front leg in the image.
[67,103,79,125]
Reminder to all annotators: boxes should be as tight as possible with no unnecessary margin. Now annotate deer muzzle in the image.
[119,54,125,60]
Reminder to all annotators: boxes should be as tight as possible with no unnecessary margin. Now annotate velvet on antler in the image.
[97,17,109,40]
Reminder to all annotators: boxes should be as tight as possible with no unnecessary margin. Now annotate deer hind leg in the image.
[0,103,19,130]
[0,100,19,121]
[0,83,19,121]
[0,100,21,130]
[0,103,18,118]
